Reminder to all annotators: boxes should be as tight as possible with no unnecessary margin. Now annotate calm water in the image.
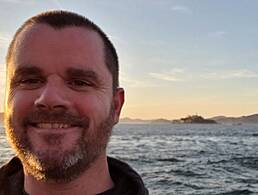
[1,124,258,195]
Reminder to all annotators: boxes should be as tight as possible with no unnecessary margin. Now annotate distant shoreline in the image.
[120,113,258,125]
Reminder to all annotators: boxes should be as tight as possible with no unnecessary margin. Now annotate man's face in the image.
[5,24,124,181]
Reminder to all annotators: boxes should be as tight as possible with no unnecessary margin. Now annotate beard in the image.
[5,106,115,182]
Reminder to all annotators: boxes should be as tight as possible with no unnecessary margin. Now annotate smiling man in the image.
[0,10,148,195]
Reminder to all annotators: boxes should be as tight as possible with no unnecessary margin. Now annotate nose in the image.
[34,78,70,111]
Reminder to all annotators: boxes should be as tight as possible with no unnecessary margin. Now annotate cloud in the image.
[149,68,186,82]
[120,72,158,88]
[1,0,33,3]
[171,5,192,14]
[0,34,10,42]
[0,66,6,84]
[208,31,227,38]
[1,0,21,2]
[201,69,258,80]
[0,34,11,49]
[120,78,152,88]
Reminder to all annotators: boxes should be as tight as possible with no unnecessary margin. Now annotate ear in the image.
[112,87,125,124]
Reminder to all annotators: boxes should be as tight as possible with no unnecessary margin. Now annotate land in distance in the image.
[120,114,258,124]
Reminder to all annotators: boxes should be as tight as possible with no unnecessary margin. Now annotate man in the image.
[0,10,148,195]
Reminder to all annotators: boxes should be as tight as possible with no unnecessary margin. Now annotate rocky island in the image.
[173,115,217,124]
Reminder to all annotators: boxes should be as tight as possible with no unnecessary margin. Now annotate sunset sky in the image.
[0,0,257,119]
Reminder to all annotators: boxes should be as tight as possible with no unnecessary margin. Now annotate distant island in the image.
[120,114,258,124]
[173,115,217,124]
[120,115,216,124]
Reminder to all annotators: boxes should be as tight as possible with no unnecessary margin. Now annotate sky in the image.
[0,0,257,119]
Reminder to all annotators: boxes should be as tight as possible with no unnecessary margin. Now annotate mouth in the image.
[23,111,90,130]
[28,122,80,129]
[33,122,73,129]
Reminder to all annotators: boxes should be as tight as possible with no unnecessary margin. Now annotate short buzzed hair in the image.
[6,10,119,90]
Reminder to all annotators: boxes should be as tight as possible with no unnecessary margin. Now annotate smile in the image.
[34,123,72,129]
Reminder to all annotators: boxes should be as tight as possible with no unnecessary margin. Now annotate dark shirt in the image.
[0,157,148,195]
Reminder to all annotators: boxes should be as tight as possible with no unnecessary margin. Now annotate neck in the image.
[24,154,114,195]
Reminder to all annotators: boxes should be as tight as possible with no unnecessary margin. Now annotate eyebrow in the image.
[13,66,43,77]
[66,67,100,81]
[12,66,100,83]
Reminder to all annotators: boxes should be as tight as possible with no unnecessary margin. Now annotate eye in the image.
[21,78,43,84]
[67,79,93,90]
[17,78,45,89]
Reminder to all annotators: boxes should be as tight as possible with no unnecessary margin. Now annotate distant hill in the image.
[150,118,171,124]
[119,117,150,124]
[210,114,258,124]
[120,115,217,124]
[120,114,258,124]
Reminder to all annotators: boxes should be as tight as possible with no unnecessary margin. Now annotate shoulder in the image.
[107,156,148,195]
[0,157,24,195]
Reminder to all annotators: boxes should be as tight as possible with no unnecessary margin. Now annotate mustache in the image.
[23,110,90,129]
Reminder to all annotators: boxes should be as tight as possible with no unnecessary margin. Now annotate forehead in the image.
[10,24,108,76]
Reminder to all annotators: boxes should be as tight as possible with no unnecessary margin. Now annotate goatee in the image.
[5,106,115,182]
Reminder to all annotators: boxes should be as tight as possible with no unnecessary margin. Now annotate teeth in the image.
[53,123,59,128]
[36,123,71,129]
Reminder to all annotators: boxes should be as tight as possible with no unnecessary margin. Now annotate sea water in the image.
[1,123,258,195]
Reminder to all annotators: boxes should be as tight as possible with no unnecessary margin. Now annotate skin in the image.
[5,24,124,195]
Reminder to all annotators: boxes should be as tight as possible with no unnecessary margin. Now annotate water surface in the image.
[1,124,258,195]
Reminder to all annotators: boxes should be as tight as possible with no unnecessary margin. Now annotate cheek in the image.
[74,94,112,124]
[5,91,34,143]
[6,90,36,127]
[11,91,35,113]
